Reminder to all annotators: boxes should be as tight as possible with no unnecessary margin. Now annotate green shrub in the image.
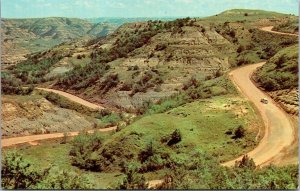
[69,132,104,171]
[158,152,298,189]
[234,155,256,170]
[35,168,94,189]
[167,129,182,146]
[155,43,167,51]
[138,141,155,163]
[100,113,122,126]
[1,151,49,189]
[118,162,148,189]
[233,125,245,139]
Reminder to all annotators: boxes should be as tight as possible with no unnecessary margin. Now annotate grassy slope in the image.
[4,73,263,188]
[255,44,298,91]
[105,95,260,162]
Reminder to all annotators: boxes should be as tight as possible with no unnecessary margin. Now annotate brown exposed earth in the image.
[2,95,96,137]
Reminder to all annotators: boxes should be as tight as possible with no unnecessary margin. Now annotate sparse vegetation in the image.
[10,56,62,84]
[273,18,298,34]
[1,72,34,95]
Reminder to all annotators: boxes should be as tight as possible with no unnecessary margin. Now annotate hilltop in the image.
[219,9,288,17]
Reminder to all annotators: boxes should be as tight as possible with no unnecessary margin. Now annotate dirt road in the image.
[260,26,298,36]
[2,88,111,147]
[222,62,295,167]
[36,87,104,110]
[2,126,117,147]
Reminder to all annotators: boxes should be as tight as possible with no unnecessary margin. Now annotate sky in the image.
[2,0,299,18]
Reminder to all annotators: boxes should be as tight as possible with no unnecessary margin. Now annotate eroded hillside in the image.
[2,94,95,137]
[1,17,117,65]
[5,10,297,111]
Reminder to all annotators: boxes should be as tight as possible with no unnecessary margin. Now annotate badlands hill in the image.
[4,9,298,111]
[1,17,117,64]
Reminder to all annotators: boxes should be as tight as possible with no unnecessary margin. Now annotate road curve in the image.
[222,62,295,167]
[2,126,117,148]
[36,87,104,110]
[2,87,112,147]
[260,26,298,37]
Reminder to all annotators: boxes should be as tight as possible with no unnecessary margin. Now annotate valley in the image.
[1,7,299,190]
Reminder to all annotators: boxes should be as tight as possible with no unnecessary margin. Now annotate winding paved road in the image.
[222,63,295,167]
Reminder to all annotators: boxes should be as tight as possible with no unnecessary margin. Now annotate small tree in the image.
[229,30,236,38]
[234,155,256,170]
[118,162,148,189]
[60,132,69,144]
[69,132,103,170]
[237,45,245,53]
[168,129,182,146]
[233,125,245,139]
[139,141,154,163]
[275,55,285,69]
[215,69,223,78]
